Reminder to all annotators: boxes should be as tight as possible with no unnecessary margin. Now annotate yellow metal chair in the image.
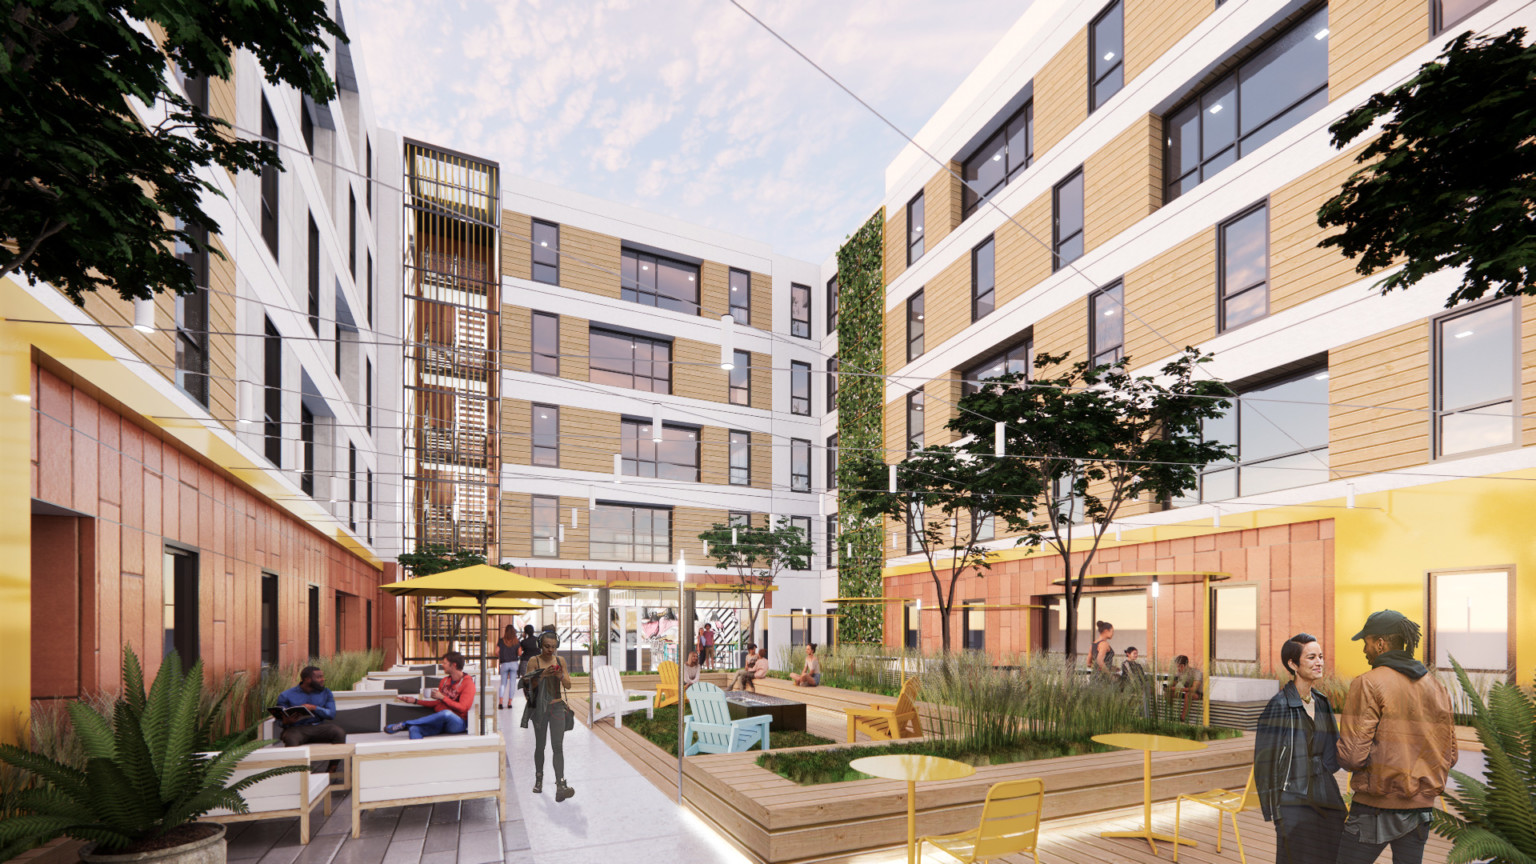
[846,675,924,742]
[655,660,681,709]
[1173,767,1259,863]
[919,778,1045,864]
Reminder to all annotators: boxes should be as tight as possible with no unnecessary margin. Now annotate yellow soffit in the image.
[2,277,382,568]
[608,580,778,592]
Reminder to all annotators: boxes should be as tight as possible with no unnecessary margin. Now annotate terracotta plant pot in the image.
[79,823,226,864]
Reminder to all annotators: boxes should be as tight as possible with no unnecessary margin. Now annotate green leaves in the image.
[1434,659,1536,863]
[1318,27,1536,307]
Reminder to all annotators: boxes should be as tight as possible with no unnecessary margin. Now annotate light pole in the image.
[676,553,688,805]
[586,588,597,728]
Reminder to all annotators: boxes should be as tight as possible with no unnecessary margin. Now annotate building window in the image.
[621,248,698,313]
[263,317,282,464]
[962,102,1033,219]
[790,609,809,646]
[1089,1,1125,112]
[300,405,314,495]
[907,192,925,265]
[904,602,919,649]
[307,216,320,333]
[307,585,319,661]
[1089,282,1124,367]
[1199,366,1331,499]
[962,338,1032,397]
[1219,203,1270,331]
[591,504,671,563]
[789,517,812,569]
[826,514,839,568]
[1434,0,1494,33]
[826,434,838,489]
[729,268,750,323]
[790,438,811,492]
[365,360,373,433]
[963,601,985,651]
[590,328,671,393]
[532,312,559,376]
[791,283,812,338]
[827,356,839,413]
[730,350,751,405]
[907,500,925,554]
[790,361,811,415]
[1165,6,1329,202]
[1429,567,1511,681]
[532,495,558,557]
[532,220,560,284]
[260,572,278,669]
[365,137,373,213]
[173,220,209,406]
[532,404,559,467]
[162,546,200,668]
[1434,300,1517,457]
[907,389,925,451]
[729,431,751,485]
[259,96,279,260]
[301,101,315,154]
[827,275,839,333]
[972,236,996,321]
[366,252,374,326]
[1049,591,1146,656]
[348,442,357,529]
[1053,169,1084,271]
[176,65,208,114]
[348,189,357,277]
[729,511,751,529]
[366,470,373,544]
[907,290,925,361]
[622,419,700,481]
[1211,583,1259,667]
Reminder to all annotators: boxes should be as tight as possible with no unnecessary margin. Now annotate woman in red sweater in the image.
[386,650,474,738]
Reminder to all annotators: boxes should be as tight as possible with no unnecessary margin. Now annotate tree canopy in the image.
[1,0,344,304]
[397,544,508,578]
[1317,28,1536,307]
[698,519,811,649]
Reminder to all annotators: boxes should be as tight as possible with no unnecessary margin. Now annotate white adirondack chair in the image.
[591,664,656,727]
[682,682,771,755]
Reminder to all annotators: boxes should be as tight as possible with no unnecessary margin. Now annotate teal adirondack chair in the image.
[682,682,772,756]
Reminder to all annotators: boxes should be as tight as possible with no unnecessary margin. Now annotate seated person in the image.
[276,666,345,773]
[682,651,701,686]
[790,643,821,687]
[729,644,770,692]
[387,650,474,738]
[1164,654,1205,722]
[1118,646,1146,685]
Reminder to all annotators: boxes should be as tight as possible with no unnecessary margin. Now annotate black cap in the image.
[1351,609,1415,641]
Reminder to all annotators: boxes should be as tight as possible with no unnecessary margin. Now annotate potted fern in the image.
[0,649,302,864]
[1434,659,1536,864]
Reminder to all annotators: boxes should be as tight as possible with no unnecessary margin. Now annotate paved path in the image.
[224,703,748,864]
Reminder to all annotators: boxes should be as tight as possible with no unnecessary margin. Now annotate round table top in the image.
[850,754,977,783]
[1092,733,1209,753]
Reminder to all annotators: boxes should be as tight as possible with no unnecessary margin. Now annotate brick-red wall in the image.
[28,363,385,693]
[883,521,1335,674]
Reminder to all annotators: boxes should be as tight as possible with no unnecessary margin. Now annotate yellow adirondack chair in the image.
[845,675,923,742]
[1173,767,1260,863]
[655,660,681,709]
[919,778,1045,864]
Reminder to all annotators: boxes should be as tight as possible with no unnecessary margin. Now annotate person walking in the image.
[1255,632,1346,863]
[1088,621,1115,676]
[522,630,576,802]
[497,625,520,710]
[517,624,540,728]
[1335,611,1456,864]
[699,622,715,670]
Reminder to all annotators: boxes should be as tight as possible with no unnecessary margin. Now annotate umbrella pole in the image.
[480,596,489,736]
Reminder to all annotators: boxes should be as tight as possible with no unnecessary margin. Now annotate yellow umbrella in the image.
[380,564,575,731]
[426,597,539,613]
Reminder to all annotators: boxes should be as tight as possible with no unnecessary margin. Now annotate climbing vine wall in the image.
[835,209,886,644]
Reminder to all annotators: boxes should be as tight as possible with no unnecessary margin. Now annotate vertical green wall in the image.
[835,210,885,643]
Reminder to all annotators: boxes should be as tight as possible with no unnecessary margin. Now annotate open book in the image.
[268,704,316,723]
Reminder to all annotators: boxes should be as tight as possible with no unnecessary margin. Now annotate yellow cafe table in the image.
[849,754,976,864]
[1092,733,1208,855]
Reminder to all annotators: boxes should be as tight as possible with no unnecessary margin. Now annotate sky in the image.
[347,0,1027,264]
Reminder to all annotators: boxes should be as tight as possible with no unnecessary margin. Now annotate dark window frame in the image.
[1194,362,1331,501]
[971,236,996,322]
[790,283,812,339]
[729,430,752,486]
[589,328,672,394]
[590,503,673,563]
[961,101,1034,220]
[532,311,560,376]
[729,350,751,405]
[826,433,838,490]
[307,216,320,334]
[348,189,357,277]
[907,290,925,361]
[790,361,812,416]
[532,220,560,285]
[263,317,282,464]
[300,404,314,495]
[173,220,210,406]
[961,336,1033,397]
[621,419,701,481]
[1217,201,1271,332]
[790,438,811,492]
[827,275,839,334]
[259,96,279,260]
[532,403,560,467]
[826,356,838,413]
[163,543,201,669]
[1089,0,1126,112]
[907,389,925,451]
[826,514,839,568]
[1432,0,1495,35]
[621,247,700,314]
[789,517,812,570]
[1053,168,1085,272]
[1089,281,1125,367]
[907,191,925,265]
[260,571,279,669]
[729,267,751,324]
[532,495,559,558]
[1431,298,1520,460]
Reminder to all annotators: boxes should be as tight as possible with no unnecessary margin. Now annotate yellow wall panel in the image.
[1269,145,1367,313]
[1124,230,1216,367]
[1035,28,1088,155]
[1083,115,1162,253]
[995,192,1053,309]
[500,210,533,281]
[1330,322,1430,475]
[560,224,622,300]
[1329,0,1429,98]
[1124,0,1211,82]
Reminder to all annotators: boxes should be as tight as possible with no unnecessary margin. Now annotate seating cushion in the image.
[354,734,503,804]
[384,704,433,725]
[393,678,423,695]
[335,706,384,734]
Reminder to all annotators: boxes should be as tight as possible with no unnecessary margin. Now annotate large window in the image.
[1053,169,1084,271]
[591,504,671,563]
[532,220,560,284]
[532,404,559,467]
[307,585,319,661]
[1089,282,1124,367]
[1434,0,1495,33]
[963,601,985,651]
[791,283,812,338]
[173,220,209,406]
[621,248,698,313]
[789,517,812,570]
[260,572,278,669]
[1049,592,1145,656]
[622,419,699,481]
[1165,7,1329,201]
[826,434,838,489]
[827,275,839,333]
[972,237,996,321]
[729,268,750,323]
[348,190,357,277]
[532,495,558,557]
[1429,567,1511,681]
[907,290,925,361]
[826,356,838,412]
[263,317,282,464]
[162,546,200,669]
[729,431,751,486]
[532,312,559,376]
[300,405,314,495]
[962,102,1033,219]
[907,389,925,451]
[790,361,811,415]
[907,192,925,265]
[590,328,671,393]
[962,338,1032,397]
[1089,1,1125,111]
[791,439,811,492]
[826,514,839,568]
[907,500,925,554]
[259,96,279,259]
[1212,583,1259,668]
[1199,366,1330,499]
[729,350,751,405]
[306,216,320,333]
[1434,300,1517,457]
[1218,203,1269,331]
[904,603,919,649]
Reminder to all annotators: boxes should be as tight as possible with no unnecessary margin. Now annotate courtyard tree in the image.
[397,544,508,577]
[948,349,1232,665]
[1,0,344,305]
[698,519,812,650]
[1317,28,1536,307]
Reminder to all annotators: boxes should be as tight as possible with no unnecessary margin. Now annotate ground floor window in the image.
[1046,591,1146,661]
[962,601,985,651]
[1429,567,1512,698]
[1211,583,1259,672]
[162,545,199,669]
[904,603,919,649]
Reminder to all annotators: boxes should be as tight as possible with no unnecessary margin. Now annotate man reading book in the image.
[276,666,346,757]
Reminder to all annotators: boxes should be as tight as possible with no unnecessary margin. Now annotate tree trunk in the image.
[938,606,951,654]
[1063,581,1081,667]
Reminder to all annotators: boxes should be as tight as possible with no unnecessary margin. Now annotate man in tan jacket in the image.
[1335,610,1456,864]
